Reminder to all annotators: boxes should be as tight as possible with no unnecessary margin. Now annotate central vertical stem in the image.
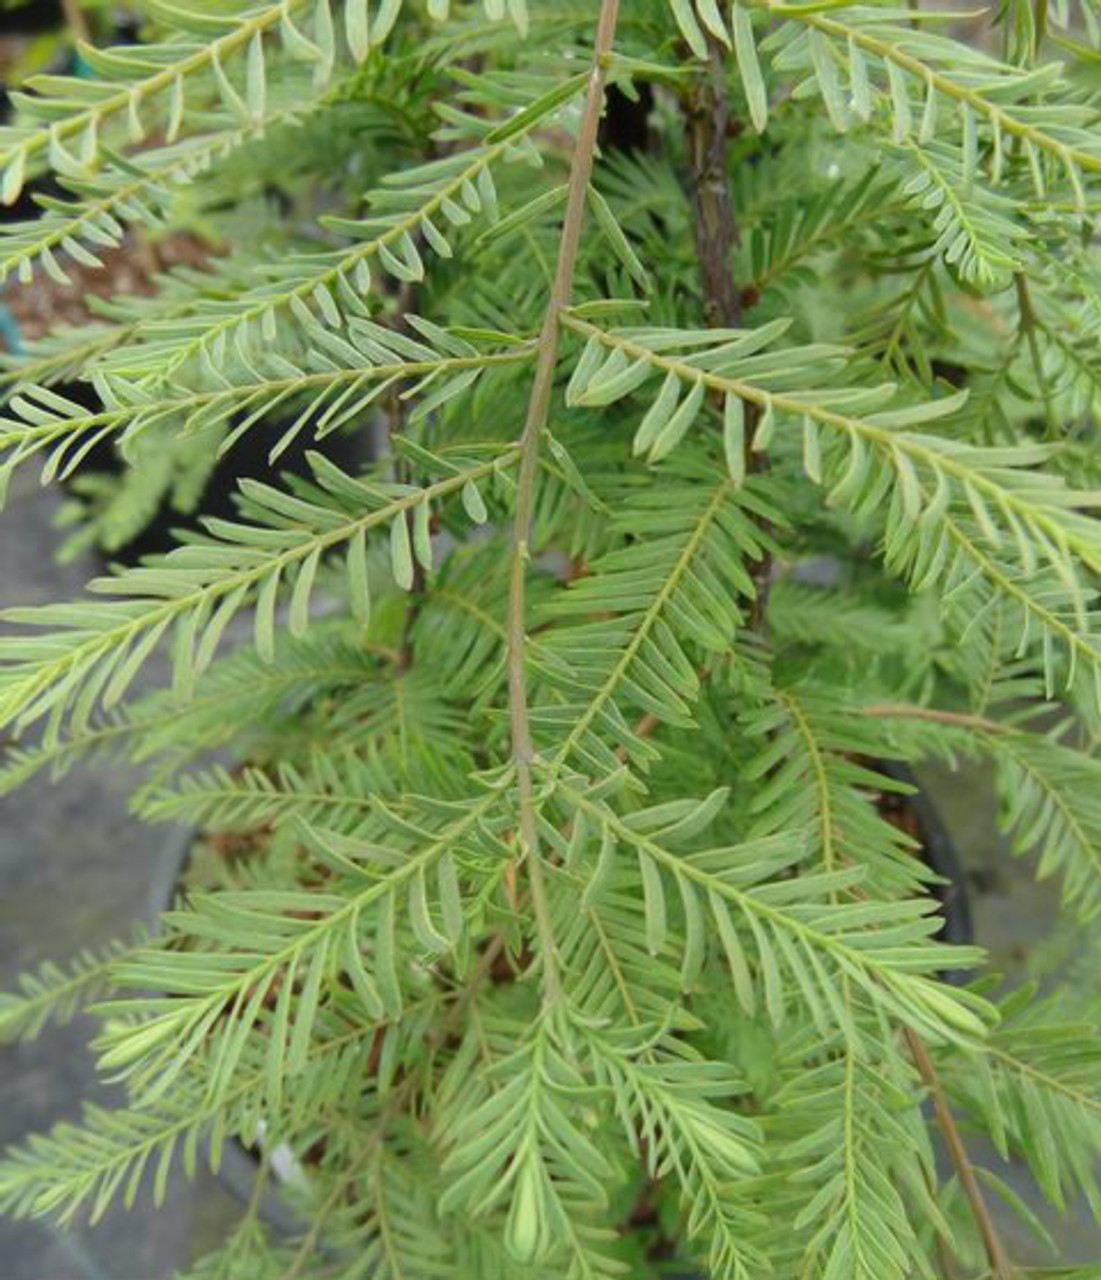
[506,0,622,1004]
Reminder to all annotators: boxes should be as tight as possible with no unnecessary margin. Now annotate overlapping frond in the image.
[438,1012,625,1276]
[942,984,1101,1216]
[586,1027,766,1280]
[0,252,269,405]
[768,1033,941,1280]
[0,446,518,737]
[1,2,346,204]
[858,705,1101,920]
[0,933,141,1044]
[0,625,376,797]
[98,779,507,1104]
[0,320,531,496]
[412,540,516,707]
[180,1213,290,1280]
[766,580,932,665]
[554,875,686,1028]
[989,729,1101,920]
[0,102,325,288]
[548,773,990,1043]
[891,139,1030,285]
[681,2,1101,207]
[0,1005,380,1224]
[0,1092,233,1226]
[890,510,1101,703]
[139,669,476,826]
[743,680,929,894]
[531,457,772,777]
[1018,254,1101,429]
[735,674,948,1279]
[341,1129,462,1280]
[95,75,583,388]
[138,753,383,830]
[745,167,906,299]
[0,0,535,208]
[562,313,1101,700]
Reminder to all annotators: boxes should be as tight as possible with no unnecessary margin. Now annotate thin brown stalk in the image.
[860,702,1010,735]
[685,41,742,330]
[684,36,772,624]
[281,1150,370,1280]
[905,1029,1016,1280]
[506,0,621,1006]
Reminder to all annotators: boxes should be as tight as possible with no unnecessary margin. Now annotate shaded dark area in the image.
[0,2,65,35]
[67,395,372,569]
[599,82,655,155]
[877,760,974,950]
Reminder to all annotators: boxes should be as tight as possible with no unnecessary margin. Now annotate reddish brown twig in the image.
[906,1028,1015,1280]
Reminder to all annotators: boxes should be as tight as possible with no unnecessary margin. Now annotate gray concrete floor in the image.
[0,470,241,1279]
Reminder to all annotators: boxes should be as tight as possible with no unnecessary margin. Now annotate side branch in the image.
[860,703,1009,735]
[905,1029,1016,1280]
[683,38,772,622]
[686,41,742,330]
[506,0,622,1004]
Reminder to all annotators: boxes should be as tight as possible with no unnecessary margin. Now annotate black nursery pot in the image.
[70,404,375,572]
[0,4,142,39]
[0,2,65,36]
[876,760,974,975]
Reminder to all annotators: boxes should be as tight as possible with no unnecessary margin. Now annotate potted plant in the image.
[2,1,1101,1276]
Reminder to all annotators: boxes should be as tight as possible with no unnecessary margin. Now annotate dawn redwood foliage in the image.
[1,1,1101,1276]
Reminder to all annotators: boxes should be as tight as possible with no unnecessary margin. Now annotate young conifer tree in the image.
[1,1,1101,1276]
